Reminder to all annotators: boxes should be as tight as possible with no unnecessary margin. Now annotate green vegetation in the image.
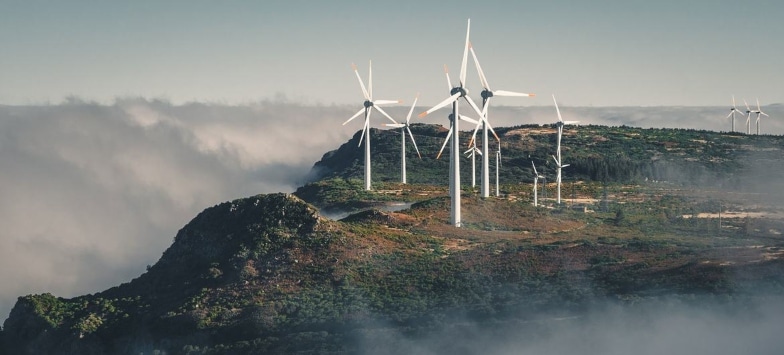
[3,125,784,354]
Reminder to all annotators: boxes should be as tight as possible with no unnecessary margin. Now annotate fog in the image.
[0,98,782,322]
[357,298,784,355]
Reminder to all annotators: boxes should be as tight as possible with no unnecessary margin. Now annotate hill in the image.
[2,125,784,354]
[309,123,784,191]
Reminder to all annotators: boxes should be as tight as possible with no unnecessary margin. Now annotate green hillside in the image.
[2,125,784,354]
[310,123,784,190]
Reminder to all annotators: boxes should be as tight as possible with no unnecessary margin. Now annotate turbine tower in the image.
[464,143,482,188]
[532,161,544,207]
[419,19,485,227]
[495,141,501,197]
[385,94,422,184]
[343,61,400,190]
[552,95,579,204]
[743,99,752,135]
[468,42,534,198]
[727,95,742,132]
[753,98,769,135]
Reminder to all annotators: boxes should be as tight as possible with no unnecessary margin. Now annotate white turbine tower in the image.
[726,95,743,132]
[495,141,501,197]
[343,61,400,190]
[532,161,544,207]
[419,19,485,227]
[464,143,482,188]
[385,94,422,184]
[753,98,769,135]
[468,42,534,198]
[743,99,752,135]
[552,94,579,204]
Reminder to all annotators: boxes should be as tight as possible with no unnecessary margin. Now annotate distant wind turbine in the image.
[726,95,743,132]
[464,143,482,188]
[743,99,752,135]
[419,19,485,227]
[552,95,579,204]
[343,61,400,190]
[532,161,544,207]
[753,98,769,135]
[385,94,422,184]
[468,42,534,198]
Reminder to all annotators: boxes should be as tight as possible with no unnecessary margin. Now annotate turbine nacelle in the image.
[481,90,493,99]
[451,86,468,97]
[363,100,374,108]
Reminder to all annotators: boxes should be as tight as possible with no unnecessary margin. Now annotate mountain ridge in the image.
[3,124,784,354]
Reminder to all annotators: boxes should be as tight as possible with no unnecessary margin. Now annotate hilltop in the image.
[2,125,784,354]
[311,123,784,187]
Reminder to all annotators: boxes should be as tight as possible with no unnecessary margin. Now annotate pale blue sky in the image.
[1,0,782,107]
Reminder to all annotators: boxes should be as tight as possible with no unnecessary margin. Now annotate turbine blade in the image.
[564,120,580,125]
[343,108,366,125]
[757,98,762,111]
[373,99,401,106]
[744,99,750,111]
[761,112,769,117]
[726,112,734,119]
[553,94,564,122]
[532,161,538,175]
[368,60,373,100]
[444,64,452,90]
[352,63,370,100]
[468,118,482,148]
[562,164,570,168]
[358,117,369,147]
[458,114,480,125]
[419,92,460,118]
[469,43,490,90]
[475,148,482,156]
[732,95,737,108]
[460,18,470,87]
[463,95,485,119]
[487,121,500,142]
[406,126,421,158]
[406,94,419,123]
[481,96,490,118]
[552,155,560,166]
[494,90,534,97]
[374,105,399,125]
[385,123,405,128]
[464,147,473,155]
[436,127,453,160]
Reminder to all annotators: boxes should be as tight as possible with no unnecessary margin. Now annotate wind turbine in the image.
[532,161,544,207]
[419,19,485,227]
[343,61,400,190]
[753,98,769,135]
[743,99,752,135]
[552,94,579,204]
[385,94,421,184]
[495,141,501,197]
[727,95,742,132]
[468,42,534,198]
[464,143,482,188]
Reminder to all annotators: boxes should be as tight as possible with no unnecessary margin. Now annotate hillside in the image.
[2,125,784,354]
[309,123,784,192]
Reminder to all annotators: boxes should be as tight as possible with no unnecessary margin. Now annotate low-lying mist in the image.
[356,297,784,355]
